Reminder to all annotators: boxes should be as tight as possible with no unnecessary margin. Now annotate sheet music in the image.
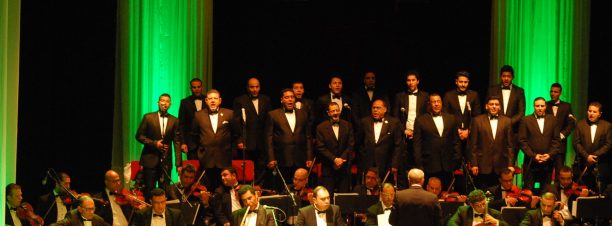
[377,211,391,226]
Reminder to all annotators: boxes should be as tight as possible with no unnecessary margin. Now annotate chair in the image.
[232,159,255,183]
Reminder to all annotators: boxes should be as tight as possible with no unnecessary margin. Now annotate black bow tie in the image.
[384,207,392,211]
[373,118,383,123]
[295,98,302,102]
[193,95,204,100]
[475,213,485,218]
[366,86,375,91]
[549,101,559,107]
[431,112,442,117]
[316,209,326,215]
[9,207,17,211]
[109,191,119,196]
[153,213,164,218]
[248,209,258,214]
[284,109,294,113]
[489,114,499,120]
[457,91,467,96]
[332,94,341,100]
[159,111,169,117]
[82,218,91,222]
[408,91,417,96]
[535,114,545,119]
[587,120,599,126]
[250,96,259,100]
[331,120,340,125]
[502,86,511,90]
[209,110,218,115]
[542,214,552,218]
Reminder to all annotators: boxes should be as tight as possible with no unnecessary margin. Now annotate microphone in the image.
[42,173,49,185]
[241,108,247,123]
[343,103,351,110]
[568,114,576,121]
[400,107,405,113]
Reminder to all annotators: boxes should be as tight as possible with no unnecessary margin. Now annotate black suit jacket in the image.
[92,190,134,225]
[136,112,182,168]
[232,94,272,151]
[573,119,612,162]
[212,185,238,225]
[50,209,109,226]
[295,205,345,226]
[413,112,462,173]
[392,90,430,129]
[389,185,442,226]
[37,191,75,225]
[443,89,482,129]
[231,205,276,226]
[518,114,561,159]
[447,205,508,226]
[295,97,315,132]
[487,84,526,131]
[132,207,182,226]
[519,209,562,226]
[192,108,240,168]
[469,114,514,174]
[179,95,205,152]
[265,108,313,167]
[352,87,390,118]
[358,116,403,178]
[546,100,575,141]
[365,202,390,226]
[315,119,355,176]
[314,93,359,129]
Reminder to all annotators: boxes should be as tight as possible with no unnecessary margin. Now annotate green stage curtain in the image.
[113,0,213,183]
[1,0,20,222]
[491,0,590,186]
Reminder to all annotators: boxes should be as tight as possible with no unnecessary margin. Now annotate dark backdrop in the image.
[16,0,608,203]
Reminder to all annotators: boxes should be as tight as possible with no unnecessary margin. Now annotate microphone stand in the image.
[241,107,247,185]
[274,165,297,207]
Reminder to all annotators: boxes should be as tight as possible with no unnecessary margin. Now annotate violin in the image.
[441,191,467,202]
[505,186,534,206]
[17,202,44,226]
[562,182,590,197]
[60,189,109,206]
[114,188,150,208]
[297,187,313,202]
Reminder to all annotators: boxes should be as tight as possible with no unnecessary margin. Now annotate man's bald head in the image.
[104,170,121,191]
[293,168,309,190]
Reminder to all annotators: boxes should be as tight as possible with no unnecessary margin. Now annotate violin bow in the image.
[182,169,207,204]
[445,176,457,195]
[306,157,317,182]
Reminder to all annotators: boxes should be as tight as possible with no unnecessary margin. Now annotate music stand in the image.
[167,199,201,225]
[501,206,528,226]
[440,202,465,223]
[333,193,379,214]
[260,195,292,213]
[575,196,612,220]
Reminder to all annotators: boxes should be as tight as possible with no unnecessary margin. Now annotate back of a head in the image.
[408,168,425,185]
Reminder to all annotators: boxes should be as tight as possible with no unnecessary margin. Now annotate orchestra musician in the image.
[352,168,380,196]
[165,163,213,225]
[36,172,74,225]
[447,189,508,226]
[230,185,276,226]
[6,183,35,226]
[295,186,345,226]
[50,196,109,226]
[212,167,242,226]
[519,192,565,226]
[541,166,589,223]
[425,177,466,203]
[132,189,182,226]
[364,183,395,226]
[487,168,539,211]
[93,170,143,226]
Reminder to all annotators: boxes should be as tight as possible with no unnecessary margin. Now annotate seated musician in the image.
[51,196,109,226]
[231,185,275,226]
[6,183,29,226]
[487,168,539,210]
[133,189,182,226]
[426,177,466,202]
[165,163,213,225]
[541,166,589,222]
[447,189,508,226]
[519,192,565,226]
[364,183,395,226]
[282,168,312,207]
[352,168,380,196]
[36,172,74,225]
[212,167,242,226]
[295,186,345,226]
[93,170,142,226]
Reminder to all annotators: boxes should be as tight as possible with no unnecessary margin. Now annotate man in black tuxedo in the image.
[316,102,354,194]
[178,78,204,161]
[314,76,359,131]
[136,93,183,199]
[295,186,345,226]
[389,168,442,226]
[573,101,611,193]
[265,89,314,189]
[51,196,109,226]
[231,185,276,226]
[352,70,390,119]
[469,96,515,189]
[519,192,565,226]
[487,169,538,210]
[546,83,576,171]
[358,99,403,183]
[133,189,182,226]
[233,77,272,186]
[519,97,561,191]
[6,183,31,226]
[352,168,381,196]
[413,93,462,188]
[165,164,213,225]
[292,81,315,132]
[93,170,136,225]
[212,167,242,226]
[193,89,240,190]
[365,183,395,226]
[37,172,73,225]
[486,65,526,134]
[541,166,589,223]
[443,71,482,161]
[447,189,508,226]
[392,70,429,188]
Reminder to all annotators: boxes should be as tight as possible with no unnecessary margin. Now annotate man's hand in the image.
[553,211,564,225]
[237,143,245,151]
[156,140,168,152]
[405,129,414,139]
[181,144,188,153]
[508,166,515,173]
[483,214,499,226]
[267,160,277,169]
[306,161,313,168]
[505,197,518,206]
[334,158,346,169]
[587,155,598,165]
[471,166,479,176]
[458,129,469,140]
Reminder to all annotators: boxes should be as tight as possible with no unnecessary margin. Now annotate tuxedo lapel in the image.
[153,114,162,137]
[593,123,603,145]
[202,109,214,134]
[466,207,474,226]
[165,208,173,226]
[485,117,496,141]
[279,110,293,134]
[367,119,376,144]
[379,119,389,143]
[327,122,338,141]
